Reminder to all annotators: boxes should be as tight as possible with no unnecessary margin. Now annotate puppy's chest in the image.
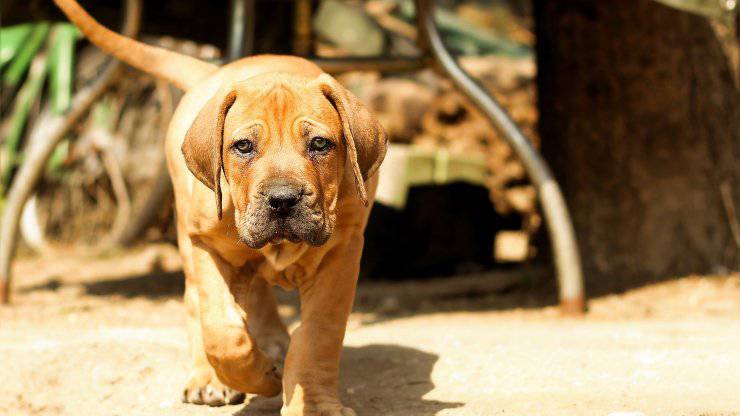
[258,262,308,289]
[256,243,319,289]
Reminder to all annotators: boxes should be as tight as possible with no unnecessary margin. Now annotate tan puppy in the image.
[55,1,386,415]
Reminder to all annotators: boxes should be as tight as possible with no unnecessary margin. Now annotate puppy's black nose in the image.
[267,185,302,216]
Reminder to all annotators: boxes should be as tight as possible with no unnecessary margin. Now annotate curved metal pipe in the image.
[414,0,584,313]
[0,0,141,303]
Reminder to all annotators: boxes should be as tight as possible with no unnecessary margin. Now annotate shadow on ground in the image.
[18,269,185,299]
[234,344,463,416]
[83,270,184,298]
[18,262,560,322]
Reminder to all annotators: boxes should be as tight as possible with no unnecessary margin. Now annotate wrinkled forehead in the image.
[223,74,341,138]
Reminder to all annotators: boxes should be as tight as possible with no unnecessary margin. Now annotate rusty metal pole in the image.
[414,0,585,314]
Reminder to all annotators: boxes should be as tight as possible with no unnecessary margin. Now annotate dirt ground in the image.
[2,244,739,416]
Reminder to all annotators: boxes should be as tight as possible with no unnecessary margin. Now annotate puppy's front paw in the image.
[182,369,245,406]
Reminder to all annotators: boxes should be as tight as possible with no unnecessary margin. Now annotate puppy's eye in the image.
[308,137,333,153]
[233,139,254,155]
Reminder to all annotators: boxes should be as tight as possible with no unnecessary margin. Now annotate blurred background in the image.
[1,1,739,415]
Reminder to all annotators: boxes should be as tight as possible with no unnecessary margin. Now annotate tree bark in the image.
[534,0,740,293]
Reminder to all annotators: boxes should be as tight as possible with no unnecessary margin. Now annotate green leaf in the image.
[46,138,70,177]
[49,23,80,115]
[2,22,50,87]
[0,24,34,68]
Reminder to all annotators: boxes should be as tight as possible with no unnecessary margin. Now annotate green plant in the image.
[1,23,80,194]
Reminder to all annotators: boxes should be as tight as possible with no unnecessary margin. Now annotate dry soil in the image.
[2,244,739,415]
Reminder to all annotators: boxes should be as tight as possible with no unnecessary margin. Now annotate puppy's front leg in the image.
[191,242,282,397]
[281,233,363,416]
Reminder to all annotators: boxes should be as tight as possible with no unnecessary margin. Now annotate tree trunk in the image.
[534,0,740,293]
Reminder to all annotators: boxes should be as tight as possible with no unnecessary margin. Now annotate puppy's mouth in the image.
[268,225,303,245]
[238,208,331,249]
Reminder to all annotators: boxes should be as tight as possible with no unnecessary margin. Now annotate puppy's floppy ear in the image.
[315,73,387,206]
[182,87,238,219]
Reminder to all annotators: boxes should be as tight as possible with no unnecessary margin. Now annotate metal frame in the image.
[235,0,583,313]
[0,0,585,313]
[415,0,584,313]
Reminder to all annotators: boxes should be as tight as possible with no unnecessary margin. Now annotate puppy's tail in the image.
[54,0,217,91]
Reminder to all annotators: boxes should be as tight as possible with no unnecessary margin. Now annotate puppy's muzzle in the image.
[266,183,303,218]
[238,179,331,248]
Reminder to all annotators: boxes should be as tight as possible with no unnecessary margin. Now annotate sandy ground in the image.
[2,244,740,416]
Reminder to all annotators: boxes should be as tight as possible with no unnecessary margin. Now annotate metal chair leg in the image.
[227,0,256,62]
[414,0,585,314]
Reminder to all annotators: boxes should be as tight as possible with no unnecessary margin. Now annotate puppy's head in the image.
[182,72,386,249]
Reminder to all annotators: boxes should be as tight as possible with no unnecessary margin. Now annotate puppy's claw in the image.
[182,371,245,406]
